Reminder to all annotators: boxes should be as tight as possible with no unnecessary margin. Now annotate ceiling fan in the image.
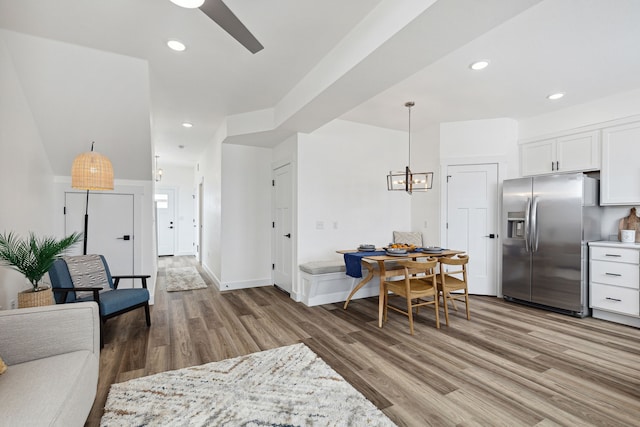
[170,0,264,54]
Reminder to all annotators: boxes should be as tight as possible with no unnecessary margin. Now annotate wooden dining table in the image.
[337,248,464,327]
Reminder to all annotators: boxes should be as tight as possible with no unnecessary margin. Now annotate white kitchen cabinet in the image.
[589,241,640,327]
[520,130,600,176]
[520,139,554,175]
[600,121,640,205]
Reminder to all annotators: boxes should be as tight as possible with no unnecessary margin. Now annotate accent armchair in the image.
[48,254,151,347]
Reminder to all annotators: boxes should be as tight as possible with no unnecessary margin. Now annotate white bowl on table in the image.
[385,247,408,256]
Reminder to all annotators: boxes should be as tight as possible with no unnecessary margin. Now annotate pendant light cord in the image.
[85,140,96,217]
[405,101,414,168]
[408,104,411,167]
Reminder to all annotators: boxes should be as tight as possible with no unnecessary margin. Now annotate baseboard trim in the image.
[200,264,221,290]
[219,278,271,291]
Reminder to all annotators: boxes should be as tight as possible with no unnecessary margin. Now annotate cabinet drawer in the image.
[590,283,639,316]
[590,246,639,264]
[591,260,639,289]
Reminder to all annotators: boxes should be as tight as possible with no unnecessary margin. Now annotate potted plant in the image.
[0,231,82,307]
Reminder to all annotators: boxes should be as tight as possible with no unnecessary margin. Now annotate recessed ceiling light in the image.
[469,60,489,71]
[182,122,193,128]
[169,0,205,8]
[547,92,565,100]
[167,40,186,52]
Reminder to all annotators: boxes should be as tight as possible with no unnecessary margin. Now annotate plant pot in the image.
[17,286,54,308]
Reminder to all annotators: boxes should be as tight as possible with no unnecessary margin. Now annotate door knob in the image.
[117,235,131,240]
[284,233,291,238]
[484,234,497,238]
[169,226,174,229]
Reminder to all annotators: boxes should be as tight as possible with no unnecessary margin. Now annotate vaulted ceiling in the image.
[1,0,639,180]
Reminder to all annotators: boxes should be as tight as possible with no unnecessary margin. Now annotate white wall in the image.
[518,88,640,140]
[196,133,223,286]
[297,119,412,264]
[0,34,57,310]
[220,144,272,289]
[411,125,441,246]
[156,164,196,256]
[440,118,519,169]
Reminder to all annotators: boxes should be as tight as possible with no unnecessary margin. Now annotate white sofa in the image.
[0,302,100,426]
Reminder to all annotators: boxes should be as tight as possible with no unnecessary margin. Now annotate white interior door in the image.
[155,188,176,256]
[273,164,293,293]
[65,192,134,287]
[445,164,499,295]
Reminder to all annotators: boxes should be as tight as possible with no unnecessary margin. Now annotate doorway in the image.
[273,163,293,293]
[64,192,135,287]
[155,188,176,256]
[444,163,499,295]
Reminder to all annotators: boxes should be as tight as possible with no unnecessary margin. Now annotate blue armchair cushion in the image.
[77,288,149,316]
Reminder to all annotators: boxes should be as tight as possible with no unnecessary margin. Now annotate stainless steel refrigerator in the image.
[502,173,601,317]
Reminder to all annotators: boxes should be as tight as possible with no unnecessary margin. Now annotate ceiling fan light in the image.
[170,0,205,9]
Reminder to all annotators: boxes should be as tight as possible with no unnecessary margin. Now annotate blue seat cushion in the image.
[78,288,149,316]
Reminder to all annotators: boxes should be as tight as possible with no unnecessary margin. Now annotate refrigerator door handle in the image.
[524,197,531,252]
[531,196,540,252]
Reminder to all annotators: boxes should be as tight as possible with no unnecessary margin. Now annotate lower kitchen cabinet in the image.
[589,241,640,327]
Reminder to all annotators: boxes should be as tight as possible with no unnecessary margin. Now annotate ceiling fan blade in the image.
[199,0,264,54]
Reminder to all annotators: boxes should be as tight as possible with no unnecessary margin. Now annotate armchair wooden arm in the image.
[52,287,102,304]
[111,275,150,289]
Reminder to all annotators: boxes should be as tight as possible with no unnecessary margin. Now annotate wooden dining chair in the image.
[383,258,440,334]
[436,254,470,326]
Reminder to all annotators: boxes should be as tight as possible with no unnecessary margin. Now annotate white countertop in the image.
[589,240,640,248]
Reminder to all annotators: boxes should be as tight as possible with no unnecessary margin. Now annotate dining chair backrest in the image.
[439,254,469,281]
[437,254,470,326]
[392,231,423,247]
[397,258,438,280]
[383,257,440,333]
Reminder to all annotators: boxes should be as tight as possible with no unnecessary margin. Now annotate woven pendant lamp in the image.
[71,143,114,190]
[71,142,114,254]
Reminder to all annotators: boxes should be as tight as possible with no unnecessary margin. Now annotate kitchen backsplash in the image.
[601,205,639,241]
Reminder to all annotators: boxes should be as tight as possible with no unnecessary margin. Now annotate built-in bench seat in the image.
[299,261,346,275]
[298,260,379,307]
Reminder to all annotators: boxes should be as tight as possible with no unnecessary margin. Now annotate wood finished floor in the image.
[87,256,640,426]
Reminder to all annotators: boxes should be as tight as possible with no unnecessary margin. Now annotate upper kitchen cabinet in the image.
[520,130,600,176]
[601,121,640,205]
[520,138,554,175]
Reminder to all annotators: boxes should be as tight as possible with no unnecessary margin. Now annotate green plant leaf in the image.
[0,231,82,290]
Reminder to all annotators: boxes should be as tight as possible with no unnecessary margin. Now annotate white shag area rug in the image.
[100,343,395,427]
[165,266,207,292]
